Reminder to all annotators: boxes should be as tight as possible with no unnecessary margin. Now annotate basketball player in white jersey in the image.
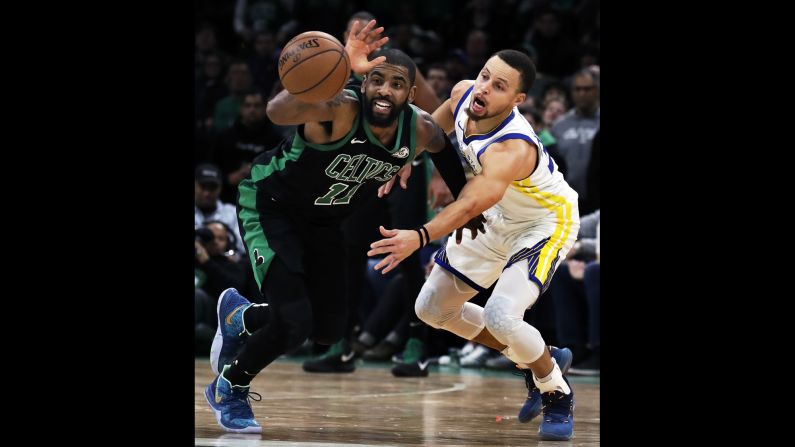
[368,49,580,441]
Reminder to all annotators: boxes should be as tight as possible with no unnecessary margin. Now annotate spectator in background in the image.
[463,30,490,79]
[518,95,536,113]
[196,52,229,131]
[233,0,289,43]
[248,31,279,98]
[196,22,227,81]
[444,49,468,84]
[578,43,600,71]
[542,97,566,127]
[518,100,568,178]
[426,64,452,100]
[213,61,254,132]
[194,164,245,254]
[551,209,600,375]
[196,52,229,163]
[550,67,599,213]
[584,129,599,213]
[213,89,282,204]
[525,8,579,78]
[542,82,568,109]
[195,221,249,355]
[195,221,247,299]
[541,99,568,173]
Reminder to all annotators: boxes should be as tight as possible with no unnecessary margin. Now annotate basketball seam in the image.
[285,50,346,96]
[281,48,342,89]
[279,36,345,75]
[283,35,343,53]
[333,51,351,97]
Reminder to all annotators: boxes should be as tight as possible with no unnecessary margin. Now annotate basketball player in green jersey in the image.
[204,20,474,432]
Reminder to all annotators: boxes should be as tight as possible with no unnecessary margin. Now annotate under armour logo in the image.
[253,249,264,266]
[351,138,367,144]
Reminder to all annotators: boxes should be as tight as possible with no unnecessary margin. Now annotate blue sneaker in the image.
[211,288,258,375]
[518,346,573,423]
[204,365,263,433]
[538,375,575,440]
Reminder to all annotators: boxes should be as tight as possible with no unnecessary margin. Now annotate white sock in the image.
[533,361,571,394]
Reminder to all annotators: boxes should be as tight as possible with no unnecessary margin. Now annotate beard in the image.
[365,95,406,127]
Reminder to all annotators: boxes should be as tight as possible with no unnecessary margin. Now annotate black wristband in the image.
[420,225,430,245]
[414,228,425,247]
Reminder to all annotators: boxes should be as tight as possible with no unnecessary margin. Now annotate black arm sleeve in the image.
[429,134,468,198]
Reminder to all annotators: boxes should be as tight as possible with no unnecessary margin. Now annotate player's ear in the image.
[408,85,417,104]
[514,92,526,108]
[361,75,367,93]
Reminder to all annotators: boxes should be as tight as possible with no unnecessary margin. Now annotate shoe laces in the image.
[226,388,262,419]
[541,390,572,422]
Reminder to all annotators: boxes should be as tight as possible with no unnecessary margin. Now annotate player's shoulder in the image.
[451,80,474,98]
[449,80,475,109]
[409,103,434,140]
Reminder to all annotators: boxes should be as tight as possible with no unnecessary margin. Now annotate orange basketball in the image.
[278,31,351,103]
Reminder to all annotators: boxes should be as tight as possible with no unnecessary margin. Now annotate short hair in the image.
[573,67,600,90]
[493,49,536,94]
[368,48,416,84]
[241,88,264,100]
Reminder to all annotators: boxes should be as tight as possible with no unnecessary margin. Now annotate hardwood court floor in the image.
[195,358,600,446]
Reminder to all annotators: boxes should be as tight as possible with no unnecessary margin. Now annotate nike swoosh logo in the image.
[351,138,367,144]
[457,121,464,132]
[412,159,422,166]
[418,360,429,370]
[225,305,245,325]
[341,351,355,362]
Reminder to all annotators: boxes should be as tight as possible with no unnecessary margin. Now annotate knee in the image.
[483,296,523,339]
[414,285,446,328]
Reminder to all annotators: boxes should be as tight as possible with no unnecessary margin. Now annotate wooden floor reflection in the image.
[195,359,599,446]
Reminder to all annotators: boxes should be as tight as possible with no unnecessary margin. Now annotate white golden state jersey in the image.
[452,85,578,227]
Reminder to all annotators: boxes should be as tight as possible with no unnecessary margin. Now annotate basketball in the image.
[278,31,351,103]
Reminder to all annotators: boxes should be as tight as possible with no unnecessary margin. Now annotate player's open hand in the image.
[346,19,389,75]
[454,214,487,244]
[378,163,411,198]
[367,226,420,274]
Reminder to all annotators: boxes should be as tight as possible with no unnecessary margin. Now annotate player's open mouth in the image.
[471,96,486,113]
[373,99,393,113]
